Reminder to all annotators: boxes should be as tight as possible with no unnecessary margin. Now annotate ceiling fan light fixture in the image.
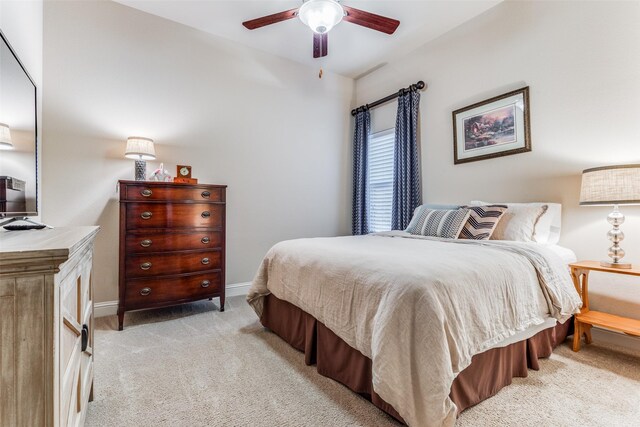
[298,0,344,34]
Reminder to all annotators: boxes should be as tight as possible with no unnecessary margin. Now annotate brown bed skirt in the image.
[260,294,572,424]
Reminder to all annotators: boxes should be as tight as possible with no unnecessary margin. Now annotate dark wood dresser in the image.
[118,180,226,330]
[0,176,26,213]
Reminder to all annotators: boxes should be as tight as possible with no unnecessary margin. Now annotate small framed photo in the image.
[452,87,531,165]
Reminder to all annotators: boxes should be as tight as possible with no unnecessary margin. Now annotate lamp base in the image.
[600,261,632,269]
[134,160,147,181]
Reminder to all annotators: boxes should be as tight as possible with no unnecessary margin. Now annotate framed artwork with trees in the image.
[452,87,531,164]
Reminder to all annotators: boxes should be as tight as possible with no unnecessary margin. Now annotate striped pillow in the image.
[458,205,508,240]
[406,207,471,239]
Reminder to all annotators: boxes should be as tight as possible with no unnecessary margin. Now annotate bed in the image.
[247,208,582,426]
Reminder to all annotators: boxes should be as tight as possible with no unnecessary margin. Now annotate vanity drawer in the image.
[125,231,223,253]
[125,250,222,278]
[126,203,223,229]
[123,184,223,202]
[125,272,222,310]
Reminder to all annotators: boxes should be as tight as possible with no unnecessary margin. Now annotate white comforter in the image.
[247,232,582,426]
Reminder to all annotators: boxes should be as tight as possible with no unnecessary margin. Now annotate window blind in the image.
[368,129,395,232]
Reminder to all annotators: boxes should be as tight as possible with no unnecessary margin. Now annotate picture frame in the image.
[452,86,531,165]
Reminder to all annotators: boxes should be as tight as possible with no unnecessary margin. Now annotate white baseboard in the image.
[94,301,119,318]
[225,281,251,297]
[590,326,640,354]
[94,282,252,318]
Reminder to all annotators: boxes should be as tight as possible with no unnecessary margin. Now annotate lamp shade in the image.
[298,0,344,34]
[580,164,640,206]
[0,123,14,150]
[125,136,156,160]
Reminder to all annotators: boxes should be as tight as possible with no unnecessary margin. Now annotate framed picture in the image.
[452,87,531,164]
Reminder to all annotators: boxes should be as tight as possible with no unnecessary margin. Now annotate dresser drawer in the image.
[126,203,223,229]
[126,231,223,253]
[125,250,222,278]
[125,272,222,309]
[123,184,223,202]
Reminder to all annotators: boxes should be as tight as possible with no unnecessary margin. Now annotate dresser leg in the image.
[117,311,124,331]
[220,295,225,312]
[89,380,94,402]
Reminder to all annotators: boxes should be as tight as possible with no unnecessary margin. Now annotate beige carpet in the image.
[87,296,640,427]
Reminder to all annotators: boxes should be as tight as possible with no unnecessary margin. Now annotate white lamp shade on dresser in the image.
[0,123,14,150]
[579,164,640,206]
[124,136,156,160]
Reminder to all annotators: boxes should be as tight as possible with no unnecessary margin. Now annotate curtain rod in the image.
[351,80,426,117]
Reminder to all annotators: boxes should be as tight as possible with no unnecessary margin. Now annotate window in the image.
[368,129,395,232]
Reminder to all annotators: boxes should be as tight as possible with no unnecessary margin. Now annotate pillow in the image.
[405,204,462,233]
[470,201,561,243]
[534,203,562,244]
[458,205,508,240]
[469,201,548,242]
[422,203,462,210]
[406,206,471,239]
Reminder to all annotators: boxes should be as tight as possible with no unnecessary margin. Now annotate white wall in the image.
[356,1,640,321]
[0,0,43,220]
[42,0,354,303]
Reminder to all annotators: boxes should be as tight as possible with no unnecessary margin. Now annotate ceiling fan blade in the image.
[313,32,328,58]
[242,8,298,30]
[342,6,400,35]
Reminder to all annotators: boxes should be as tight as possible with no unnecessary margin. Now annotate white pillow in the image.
[533,203,562,244]
[469,201,559,243]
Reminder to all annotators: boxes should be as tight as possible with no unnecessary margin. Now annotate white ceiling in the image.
[114,0,501,78]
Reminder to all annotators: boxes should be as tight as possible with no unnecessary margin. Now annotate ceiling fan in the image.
[242,0,400,58]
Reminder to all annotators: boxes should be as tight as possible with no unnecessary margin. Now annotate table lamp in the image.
[580,164,640,269]
[125,136,155,181]
[0,123,14,150]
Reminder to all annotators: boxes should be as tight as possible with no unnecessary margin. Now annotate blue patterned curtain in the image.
[392,90,421,230]
[352,110,371,235]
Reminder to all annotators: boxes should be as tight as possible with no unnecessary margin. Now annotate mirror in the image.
[0,30,38,218]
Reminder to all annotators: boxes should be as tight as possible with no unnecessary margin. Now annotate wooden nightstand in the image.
[569,261,640,351]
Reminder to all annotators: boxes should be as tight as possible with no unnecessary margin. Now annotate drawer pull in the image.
[140,287,152,296]
[140,239,152,248]
[141,189,153,197]
[201,211,211,218]
[201,191,211,199]
[140,262,152,270]
[201,280,211,288]
[201,236,210,244]
[141,211,152,220]
[201,258,210,265]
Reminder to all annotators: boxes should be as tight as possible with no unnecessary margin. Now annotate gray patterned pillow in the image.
[406,207,471,239]
[458,205,508,240]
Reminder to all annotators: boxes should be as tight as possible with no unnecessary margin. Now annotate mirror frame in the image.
[0,29,38,218]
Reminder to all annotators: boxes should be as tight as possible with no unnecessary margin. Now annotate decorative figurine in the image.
[148,163,172,182]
